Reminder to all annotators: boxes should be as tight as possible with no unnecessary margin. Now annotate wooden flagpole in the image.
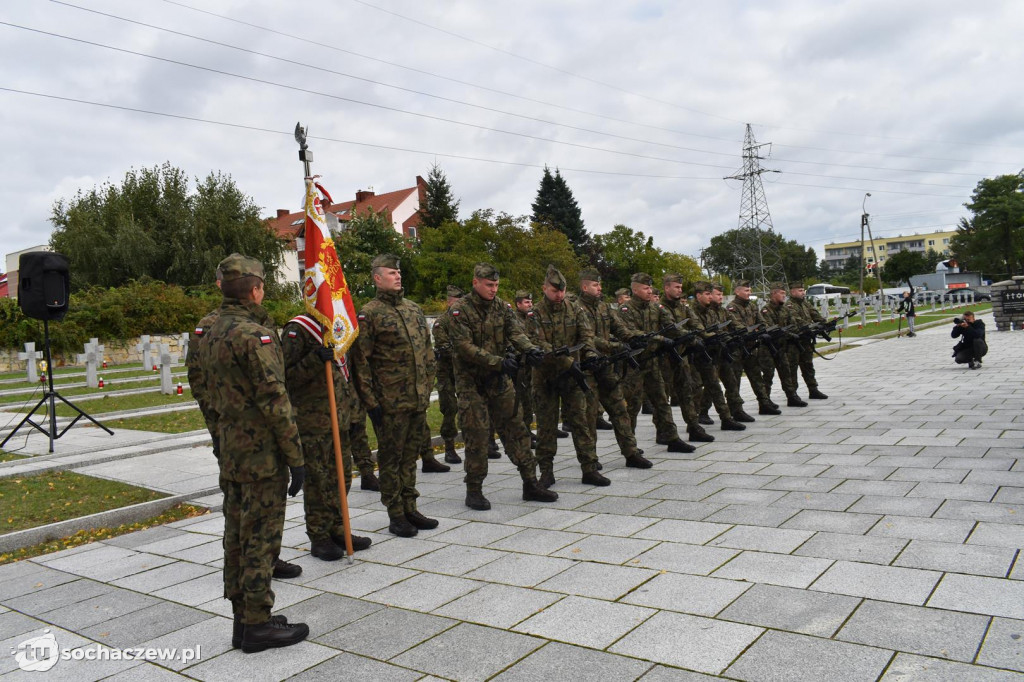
[324,359,355,562]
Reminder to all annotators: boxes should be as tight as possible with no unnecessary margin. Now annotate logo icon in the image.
[13,629,59,672]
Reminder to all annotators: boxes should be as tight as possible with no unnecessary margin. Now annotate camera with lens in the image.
[953,317,963,325]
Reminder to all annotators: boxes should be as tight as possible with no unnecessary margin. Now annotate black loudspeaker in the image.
[18,251,70,321]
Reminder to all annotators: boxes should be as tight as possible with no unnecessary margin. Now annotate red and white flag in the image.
[301,178,359,357]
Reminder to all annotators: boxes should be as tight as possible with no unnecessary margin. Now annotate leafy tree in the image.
[333,206,414,304]
[950,171,1024,277]
[50,163,283,289]
[702,227,818,284]
[531,166,589,254]
[592,225,664,294]
[880,249,930,287]
[417,163,461,230]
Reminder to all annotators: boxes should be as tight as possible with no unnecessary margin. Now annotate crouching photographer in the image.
[951,311,988,369]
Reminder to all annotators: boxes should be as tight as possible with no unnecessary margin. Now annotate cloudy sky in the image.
[2,0,1022,269]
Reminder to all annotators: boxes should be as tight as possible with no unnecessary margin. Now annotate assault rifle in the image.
[626,319,689,351]
[795,314,850,345]
[758,324,795,357]
[581,344,646,373]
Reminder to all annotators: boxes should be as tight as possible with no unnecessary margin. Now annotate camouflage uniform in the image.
[690,291,735,422]
[187,308,221,456]
[351,284,435,520]
[198,260,302,626]
[578,288,643,459]
[699,294,746,417]
[760,293,799,401]
[513,296,535,435]
[725,293,772,410]
[448,272,544,493]
[660,291,702,431]
[347,399,376,479]
[432,304,460,445]
[785,294,824,393]
[281,317,352,544]
[525,268,600,478]
[617,276,683,443]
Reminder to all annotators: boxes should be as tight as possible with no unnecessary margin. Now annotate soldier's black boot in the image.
[808,388,828,400]
[758,402,782,415]
[310,538,345,562]
[721,419,746,431]
[389,516,419,537]
[596,416,613,430]
[272,559,302,579]
[406,510,439,530]
[787,393,808,407]
[733,410,756,423]
[687,425,715,442]
[422,456,451,473]
[595,460,603,470]
[625,453,653,469]
[241,617,309,654]
[582,469,611,486]
[487,439,501,459]
[555,428,569,438]
[465,490,491,511]
[641,402,654,415]
[538,463,556,490]
[233,615,288,649]
[360,470,380,491]
[523,479,559,502]
[666,438,696,453]
[443,440,462,464]
[698,412,714,425]
[330,532,372,552]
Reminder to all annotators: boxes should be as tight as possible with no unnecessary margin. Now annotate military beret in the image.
[579,267,602,283]
[614,288,630,297]
[371,253,401,270]
[218,253,265,282]
[515,290,533,302]
[663,273,684,285]
[631,272,654,285]
[693,281,713,293]
[446,284,465,298]
[734,279,752,289]
[544,264,567,291]
[651,288,661,296]
[769,281,788,291]
[711,282,725,292]
[474,262,499,280]
[789,281,806,290]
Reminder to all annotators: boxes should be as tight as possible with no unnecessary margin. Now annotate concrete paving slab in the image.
[182,641,338,682]
[313,606,455,660]
[551,534,658,565]
[534,561,657,600]
[622,571,751,616]
[718,583,860,637]
[302,562,413,598]
[402,544,505,576]
[881,653,1024,680]
[794,531,908,564]
[837,599,990,662]
[724,630,893,682]
[928,574,1024,619]
[513,595,654,649]
[894,539,1016,577]
[711,551,832,589]
[707,525,813,553]
[463,552,576,587]
[811,561,942,605]
[630,541,739,575]
[433,583,562,629]
[286,652,422,682]
[631,518,731,544]
[392,622,543,681]
[363,572,480,612]
[491,642,655,680]
[487,527,585,555]
[869,515,975,543]
[977,617,1024,673]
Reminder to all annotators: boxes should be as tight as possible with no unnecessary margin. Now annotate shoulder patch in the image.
[507,302,512,309]
[526,310,534,317]
[260,335,273,345]
[620,306,629,312]
[194,327,204,336]
[452,309,460,317]
[727,306,736,312]
[287,330,297,337]
[357,313,366,321]
[761,308,769,314]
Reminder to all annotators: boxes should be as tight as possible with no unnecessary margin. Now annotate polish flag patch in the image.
[287,330,297,337]
[194,328,204,335]
[260,335,273,344]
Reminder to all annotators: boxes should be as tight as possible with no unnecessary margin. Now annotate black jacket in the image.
[951,319,985,344]
[897,297,916,316]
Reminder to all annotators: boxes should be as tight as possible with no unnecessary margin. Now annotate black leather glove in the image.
[288,465,305,497]
[525,348,546,367]
[502,355,519,379]
[628,336,648,349]
[367,405,383,430]
[580,356,602,372]
[660,337,676,350]
[314,346,335,362]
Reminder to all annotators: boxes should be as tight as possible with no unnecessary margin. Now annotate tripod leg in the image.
[0,393,53,448]
[53,392,114,436]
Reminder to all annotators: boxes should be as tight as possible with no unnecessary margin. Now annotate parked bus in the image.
[806,283,851,302]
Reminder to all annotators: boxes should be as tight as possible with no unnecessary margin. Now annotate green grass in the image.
[106,409,208,434]
[0,502,208,565]
[0,470,167,534]
[827,304,990,339]
[5,388,194,417]
[0,450,28,462]
[0,376,182,406]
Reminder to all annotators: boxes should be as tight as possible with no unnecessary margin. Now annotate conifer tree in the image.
[418,162,461,229]
[531,166,589,253]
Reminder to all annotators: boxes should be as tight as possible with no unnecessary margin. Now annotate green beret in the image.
[371,253,401,270]
[474,262,499,280]
[789,281,806,290]
[218,253,265,282]
[693,281,713,293]
[579,268,602,283]
[446,284,464,298]
[663,273,684,285]
[651,287,661,296]
[544,264,566,291]
[515,290,533,302]
[711,282,725,292]
[614,288,630,297]
[734,279,752,289]
[631,272,654,285]
[769,281,788,292]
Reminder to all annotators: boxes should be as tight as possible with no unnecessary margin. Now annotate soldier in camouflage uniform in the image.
[617,273,695,453]
[785,283,829,400]
[699,283,755,423]
[577,268,653,469]
[691,282,746,431]
[188,267,301,582]
[282,315,372,560]
[525,266,607,487]
[449,263,559,510]
[348,400,379,490]
[660,274,715,443]
[197,254,309,653]
[513,291,537,443]
[432,285,465,464]
[350,254,439,538]
[725,280,781,416]
[759,282,807,407]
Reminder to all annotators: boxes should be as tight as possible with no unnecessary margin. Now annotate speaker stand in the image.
[1,319,113,453]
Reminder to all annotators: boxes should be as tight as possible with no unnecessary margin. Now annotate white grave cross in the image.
[158,343,181,394]
[18,342,43,383]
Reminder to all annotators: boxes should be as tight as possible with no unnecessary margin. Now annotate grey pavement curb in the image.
[0,486,220,553]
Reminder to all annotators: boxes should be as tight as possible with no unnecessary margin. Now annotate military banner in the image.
[302,178,359,356]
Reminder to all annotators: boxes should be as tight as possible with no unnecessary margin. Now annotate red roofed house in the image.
[0,273,8,299]
[267,176,426,285]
